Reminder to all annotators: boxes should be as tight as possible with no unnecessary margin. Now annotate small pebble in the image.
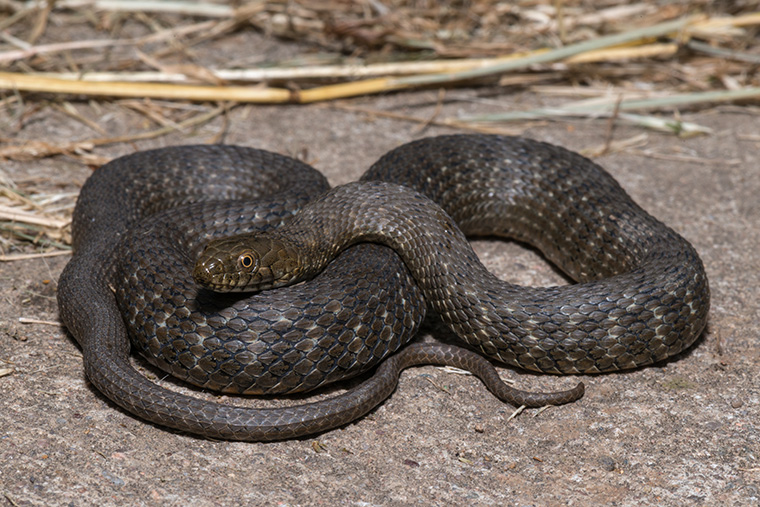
[599,456,616,471]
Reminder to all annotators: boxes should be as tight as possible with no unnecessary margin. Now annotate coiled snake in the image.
[57,135,709,441]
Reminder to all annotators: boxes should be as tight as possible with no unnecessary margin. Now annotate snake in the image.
[57,134,709,441]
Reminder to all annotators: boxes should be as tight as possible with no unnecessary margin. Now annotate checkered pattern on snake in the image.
[57,135,709,441]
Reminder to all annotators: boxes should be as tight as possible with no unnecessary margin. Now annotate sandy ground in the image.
[1,27,759,507]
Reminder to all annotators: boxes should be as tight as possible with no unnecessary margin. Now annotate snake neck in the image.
[283,180,496,288]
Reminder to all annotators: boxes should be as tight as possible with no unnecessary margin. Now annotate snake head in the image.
[193,233,306,293]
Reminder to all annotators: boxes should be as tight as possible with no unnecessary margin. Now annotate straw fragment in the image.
[0,72,293,103]
[0,250,71,262]
[458,88,760,127]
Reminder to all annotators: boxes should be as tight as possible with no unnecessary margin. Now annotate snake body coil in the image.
[57,135,709,441]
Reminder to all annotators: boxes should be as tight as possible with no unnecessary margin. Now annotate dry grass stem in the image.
[0,250,71,262]
[627,150,742,166]
[0,72,292,103]
[0,37,139,64]
[53,0,236,18]
[506,405,526,422]
[0,204,69,229]
[458,88,760,127]
[33,55,537,83]
[17,317,64,326]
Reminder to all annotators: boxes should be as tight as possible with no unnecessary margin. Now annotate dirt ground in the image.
[1,21,759,507]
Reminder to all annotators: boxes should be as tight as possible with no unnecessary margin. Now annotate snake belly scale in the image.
[57,135,709,441]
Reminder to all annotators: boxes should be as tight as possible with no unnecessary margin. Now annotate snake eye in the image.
[237,251,257,271]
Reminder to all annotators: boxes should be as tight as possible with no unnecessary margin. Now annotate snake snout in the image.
[192,255,224,289]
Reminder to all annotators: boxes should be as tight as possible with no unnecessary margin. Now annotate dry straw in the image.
[1,12,759,107]
[1,2,759,255]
